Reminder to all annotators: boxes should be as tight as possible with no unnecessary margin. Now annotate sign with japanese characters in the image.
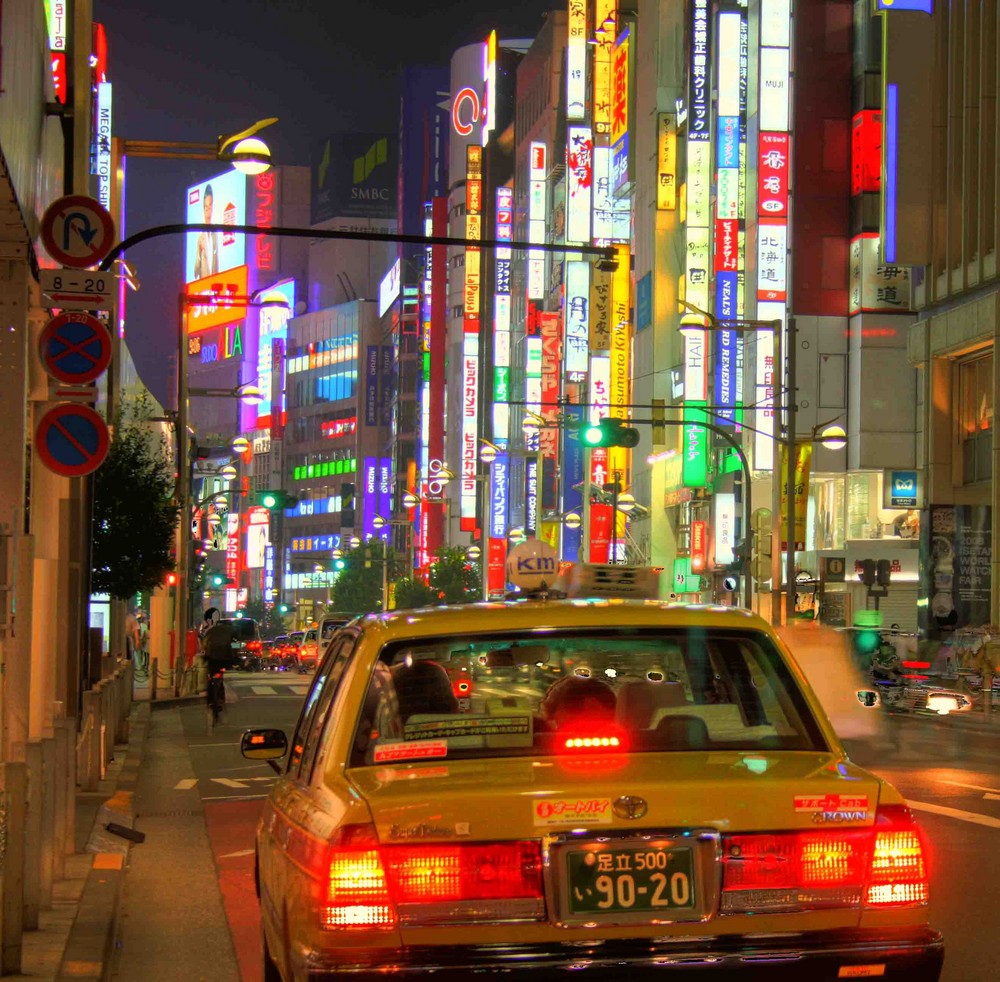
[756,219,788,303]
[849,234,912,313]
[566,127,593,243]
[688,0,711,141]
[567,0,587,119]
[656,114,677,210]
[757,133,790,218]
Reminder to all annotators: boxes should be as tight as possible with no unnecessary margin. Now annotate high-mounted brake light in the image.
[559,723,628,753]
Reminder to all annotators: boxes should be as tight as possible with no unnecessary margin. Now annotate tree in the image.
[240,597,288,637]
[428,546,481,604]
[92,394,180,600]
[392,576,438,609]
[330,540,386,615]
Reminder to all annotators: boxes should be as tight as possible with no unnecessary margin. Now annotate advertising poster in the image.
[310,132,398,225]
[778,442,812,551]
[920,505,992,640]
[254,279,294,429]
[185,170,247,284]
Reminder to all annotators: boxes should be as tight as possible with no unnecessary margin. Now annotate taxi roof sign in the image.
[506,539,559,593]
[563,564,662,600]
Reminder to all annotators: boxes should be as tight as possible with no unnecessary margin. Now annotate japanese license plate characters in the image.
[567,845,695,915]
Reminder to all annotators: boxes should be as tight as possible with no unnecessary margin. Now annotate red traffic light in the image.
[165,571,178,587]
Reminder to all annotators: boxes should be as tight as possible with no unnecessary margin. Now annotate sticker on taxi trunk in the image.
[837,966,885,978]
[794,793,869,823]
[373,739,448,763]
[533,797,613,826]
[403,715,531,741]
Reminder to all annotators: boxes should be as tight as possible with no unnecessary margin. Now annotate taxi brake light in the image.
[383,841,542,904]
[323,824,396,930]
[865,805,929,906]
[559,724,628,753]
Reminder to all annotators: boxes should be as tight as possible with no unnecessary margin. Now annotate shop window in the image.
[957,352,993,485]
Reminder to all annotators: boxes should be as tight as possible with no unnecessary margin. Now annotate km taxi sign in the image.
[40,195,116,269]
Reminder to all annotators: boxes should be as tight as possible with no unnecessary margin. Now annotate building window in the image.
[957,352,993,484]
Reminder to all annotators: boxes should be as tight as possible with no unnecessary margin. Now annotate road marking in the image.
[219,848,255,859]
[251,685,276,695]
[211,777,250,789]
[907,799,1000,830]
[292,685,309,695]
[202,793,270,802]
[941,778,1000,795]
[986,793,1000,802]
[174,779,198,791]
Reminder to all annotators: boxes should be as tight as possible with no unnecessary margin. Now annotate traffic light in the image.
[858,559,876,587]
[256,489,299,511]
[333,557,347,572]
[581,417,640,448]
[165,571,178,588]
[340,482,356,527]
[210,574,234,588]
[876,559,892,587]
[651,398,666,446]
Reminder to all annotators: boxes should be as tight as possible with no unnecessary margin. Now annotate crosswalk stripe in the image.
[291,685,309,695]
[907,798,1000,830]
[251,685,277,695]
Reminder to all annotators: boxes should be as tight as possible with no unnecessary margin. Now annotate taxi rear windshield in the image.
[349,628,826,766]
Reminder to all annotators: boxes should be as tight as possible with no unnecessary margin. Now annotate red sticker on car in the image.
[794,794,869,813]
[373,740,448,763]
[533,797,613,826]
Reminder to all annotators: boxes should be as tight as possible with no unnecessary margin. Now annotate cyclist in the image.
[201,609,234,729]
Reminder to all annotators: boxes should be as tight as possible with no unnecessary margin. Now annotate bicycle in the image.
[207,666,227,732]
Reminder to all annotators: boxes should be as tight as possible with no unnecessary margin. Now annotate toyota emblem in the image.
[612,795,648,821]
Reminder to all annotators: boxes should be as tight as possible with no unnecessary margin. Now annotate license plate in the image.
[566,845,695,915]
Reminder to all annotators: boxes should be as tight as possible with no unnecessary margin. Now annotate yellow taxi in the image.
[242,557,943,981]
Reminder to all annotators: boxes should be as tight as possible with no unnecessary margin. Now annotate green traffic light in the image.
[582,424,605,446]
[261,492,278,508]
[333,559,346,571]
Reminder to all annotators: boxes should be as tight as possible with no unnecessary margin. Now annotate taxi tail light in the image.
[322,824,396,930]
[383,841,542,904]
[864,804,929,907]
[559,722,629,753]
[720,806,929,913]
[721,830,870,913]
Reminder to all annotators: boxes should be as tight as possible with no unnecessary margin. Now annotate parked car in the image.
[243,564,942,982]
[221,617,261,671]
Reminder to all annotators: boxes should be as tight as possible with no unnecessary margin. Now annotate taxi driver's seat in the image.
[616,680,687,730]
[391,660,458,724]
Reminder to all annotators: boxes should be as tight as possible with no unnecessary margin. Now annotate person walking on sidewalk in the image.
[124,608,141,661]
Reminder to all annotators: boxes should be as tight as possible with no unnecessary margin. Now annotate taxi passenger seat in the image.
[391,660,458,724]
[616,680,687,730]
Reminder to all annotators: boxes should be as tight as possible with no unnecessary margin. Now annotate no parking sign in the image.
[35,404,109,477]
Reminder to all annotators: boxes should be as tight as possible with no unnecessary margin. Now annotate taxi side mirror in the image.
[856,689,881,709]
[241,728,288,760]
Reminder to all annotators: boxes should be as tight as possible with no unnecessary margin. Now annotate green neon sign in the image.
[682,401,709,489]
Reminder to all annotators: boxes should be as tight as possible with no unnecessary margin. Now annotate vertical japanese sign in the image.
[564,261,591,375]
[755,0,792,471]
[225,512,241,583]
[610,27,631,193]
[566,0,587,120]
[656,114,677,210]
[592,0,616,135]
[495,185,513,445]
[566,127,593,244]
[95,83,113,210]
[461,335,480,528]
[464,144,482,331]
[539,312,562,511]
[608,243,631,479]
[528,143,547,299]
[779,443,812,551]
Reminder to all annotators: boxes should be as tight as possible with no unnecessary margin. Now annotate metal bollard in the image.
[150,656,158,700]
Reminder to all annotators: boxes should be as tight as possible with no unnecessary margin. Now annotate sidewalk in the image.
[9,671,219,981]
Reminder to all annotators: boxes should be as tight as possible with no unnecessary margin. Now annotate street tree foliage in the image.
[92,394,179,600]
[428,547,482,604]
[241,597,288,637]
[392,576,438,609]
[331,539,387,615]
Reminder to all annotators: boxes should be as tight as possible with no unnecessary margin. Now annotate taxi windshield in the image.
[349,627,826,766]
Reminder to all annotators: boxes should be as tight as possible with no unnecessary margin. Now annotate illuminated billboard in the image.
[310,133,397,225]
[461,335,480,526]
[185,170,247,284]
[527,143,546,300]
[566,127,593,244]
[567,0,587,119]
[185,265,249,335]
[254,279,295,429]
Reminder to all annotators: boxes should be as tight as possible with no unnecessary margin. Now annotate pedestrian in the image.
[135,612,150,672]
[124,608,141,661]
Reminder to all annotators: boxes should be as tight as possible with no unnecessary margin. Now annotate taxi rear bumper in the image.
[303,927,943,980]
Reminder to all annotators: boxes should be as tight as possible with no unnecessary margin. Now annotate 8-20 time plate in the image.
[566,843,695,915]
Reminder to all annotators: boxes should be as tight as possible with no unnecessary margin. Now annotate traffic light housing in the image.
[340,482,356,527]
[256,489,299,511]
[210,574,235,588]
[333,557,347,572]
[581,417,640,448]
[876,559,892,587]
[858,559,876,587]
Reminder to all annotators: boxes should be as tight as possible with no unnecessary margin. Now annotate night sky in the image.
[94,0,560,406]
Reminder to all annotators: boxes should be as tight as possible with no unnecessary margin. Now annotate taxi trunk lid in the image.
[350,750,882,841]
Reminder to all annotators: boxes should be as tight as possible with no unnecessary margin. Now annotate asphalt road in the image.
[123,675,1000,981]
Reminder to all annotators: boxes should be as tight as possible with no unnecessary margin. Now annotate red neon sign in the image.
[851,110,882,196]
[691,521,707,573]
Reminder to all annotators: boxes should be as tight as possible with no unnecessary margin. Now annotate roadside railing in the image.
[77,659,134,792]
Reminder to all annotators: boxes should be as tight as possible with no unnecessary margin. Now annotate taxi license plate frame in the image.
[547,833,716,927]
